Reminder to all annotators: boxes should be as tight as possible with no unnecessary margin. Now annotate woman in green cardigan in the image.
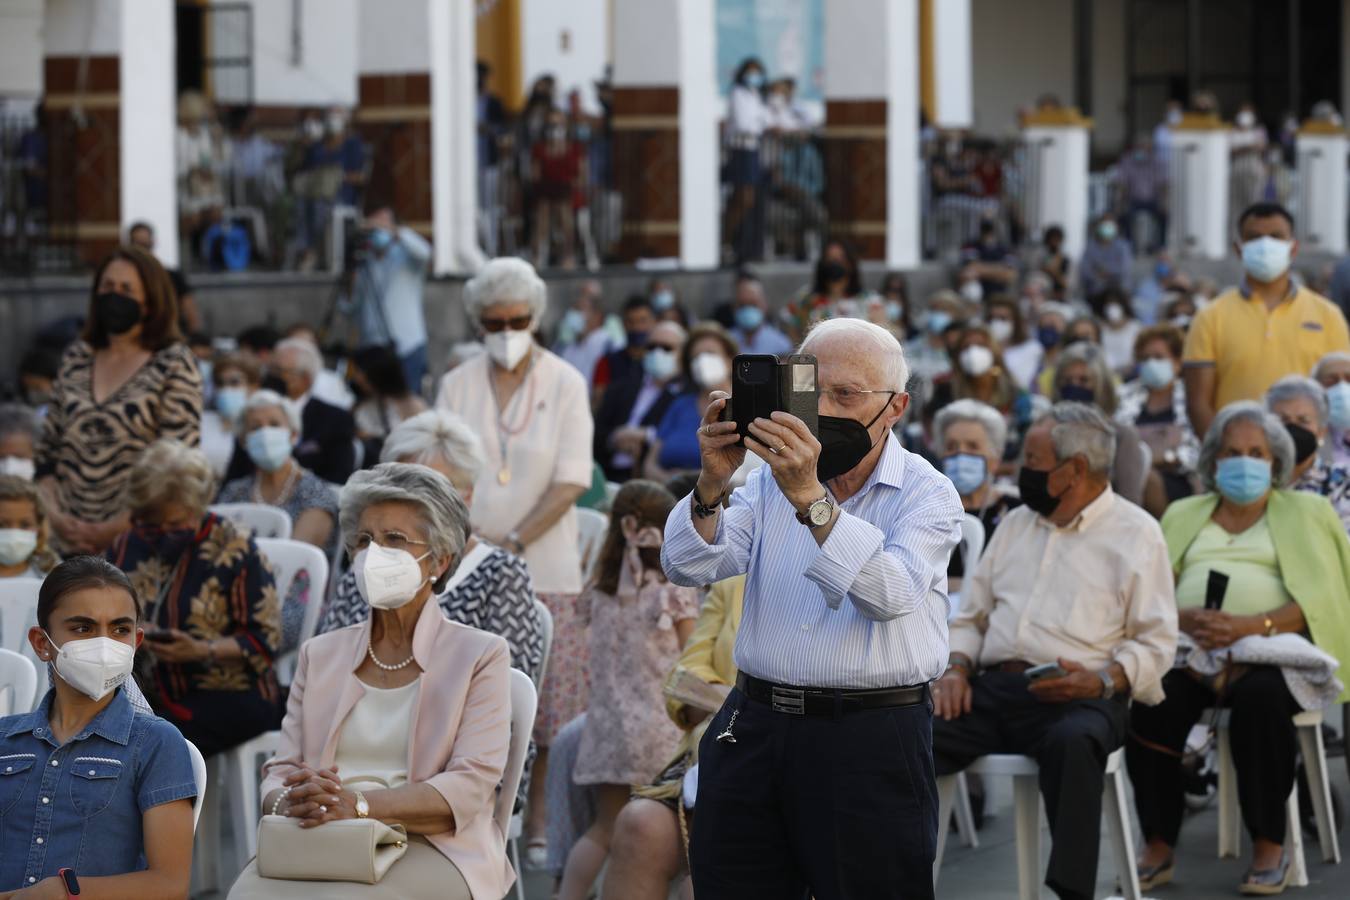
[1127,401,1350,896]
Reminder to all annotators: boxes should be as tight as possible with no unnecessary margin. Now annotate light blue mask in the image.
[216,386,248,420]
[744,71,764,89]
[943,453,988,496]
[1138,358,1175,390]
[652,290,675,312]
[369,227,394,251]
[735,305,765,332]
[558,309,586,343]
[246,426,295,473]
[1327,382,1350,432]
[1215,456,1272,506]
[928,311,953,334]
[643,347,678,381]
[1241,236,1292,283]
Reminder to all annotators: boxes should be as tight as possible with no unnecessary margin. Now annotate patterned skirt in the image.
[534,591,590,745]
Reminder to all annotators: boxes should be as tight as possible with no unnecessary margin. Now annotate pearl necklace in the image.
[367,640,416,671]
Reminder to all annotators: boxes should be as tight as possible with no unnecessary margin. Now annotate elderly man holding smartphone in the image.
[933,402,1178,900]
[662,318,963,900]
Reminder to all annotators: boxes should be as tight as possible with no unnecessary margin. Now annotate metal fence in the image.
[718,129,828,265]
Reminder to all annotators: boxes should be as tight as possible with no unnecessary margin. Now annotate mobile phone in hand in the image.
[145,630,176,643]
[726,353,819,445]
[1026,662,1068,683]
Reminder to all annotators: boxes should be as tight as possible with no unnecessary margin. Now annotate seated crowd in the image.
[1,197,1349,900]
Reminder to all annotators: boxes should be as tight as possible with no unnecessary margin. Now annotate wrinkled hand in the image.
[282,766,351,827]
[695,392,745,498]
[1184,610,1256,651]
[933,669,972,721]
[148,629,210,664]
[745,412,824,511]
[1027,658,1102,704]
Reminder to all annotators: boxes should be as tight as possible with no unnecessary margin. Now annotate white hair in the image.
[1197,401,1295,491]
[465,257,548,322]
[274,337,323,379]
[339,463,470,586]
[799,318,910,392]
[380,409,485,487]
[0,403,38,443]
[1312,351,1350,381]
[238,388,301,437]
[1265,375,1328,429]
[1038,402,1117,475]
[933,399,1008,456]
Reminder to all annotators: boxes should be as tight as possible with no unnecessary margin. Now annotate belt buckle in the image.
[771,686,806,715]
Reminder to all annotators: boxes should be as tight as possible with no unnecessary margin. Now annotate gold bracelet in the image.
[1264,616,1277,637]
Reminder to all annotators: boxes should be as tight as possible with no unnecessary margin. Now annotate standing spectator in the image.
[477,60,507,256]
[16,102,48,230]
[1265,375,1350,530]
[289,106,366,271]
[127,221,201,333]
[1312,351,1350,466]
[594,320,686,482]
[1183,202,1350,436]
[108,440,281,757]
[260,337,357,484]
[592,295,658,395]
[960,219,1019,299]
[38,248,203,554]
[554,281,619,384]
[0,403,39,480]
[434,257,594,860]
[1080,216,1134,298]
[344,205,433,390]
[175,91,228,258]
[1094,287,1144,375]
[531,108,586,269]
[1230,103,1270,216]
[730,273,792,355]
[1038,225,1072,300]
[1153,99,1183,163]
[1116,135,1168,252]
[725,57,771,263]
[1116,325,1199,516]
[557,482,700,900]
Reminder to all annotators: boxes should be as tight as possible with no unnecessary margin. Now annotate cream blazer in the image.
[261,597,514,899]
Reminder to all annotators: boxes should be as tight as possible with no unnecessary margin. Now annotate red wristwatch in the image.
[58,868,81,897]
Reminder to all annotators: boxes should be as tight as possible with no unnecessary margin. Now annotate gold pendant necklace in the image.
[498,467,511,485]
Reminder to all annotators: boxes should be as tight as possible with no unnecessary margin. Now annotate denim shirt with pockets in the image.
[0,687,198,890]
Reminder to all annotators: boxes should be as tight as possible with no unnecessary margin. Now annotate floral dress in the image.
[107,513,282,756]
[573,576,701,786]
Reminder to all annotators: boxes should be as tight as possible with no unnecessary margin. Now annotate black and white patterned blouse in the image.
[317,540,546,682]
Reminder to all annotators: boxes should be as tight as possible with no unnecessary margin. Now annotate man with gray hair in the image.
[266,336,356,483]
[933,402,1178,900]
[663,317,963,899]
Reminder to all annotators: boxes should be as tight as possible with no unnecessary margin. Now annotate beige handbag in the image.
[256,815,409,884]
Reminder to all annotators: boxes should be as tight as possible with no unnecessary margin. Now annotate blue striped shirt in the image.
[662,433,963,689]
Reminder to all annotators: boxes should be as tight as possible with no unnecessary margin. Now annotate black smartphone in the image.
[726,353,819,445]
[145,630,176,643]
[1204,570,1230,611]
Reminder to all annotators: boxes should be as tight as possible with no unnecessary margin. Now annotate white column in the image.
[119,0,178,266]
[1171,125,1231,260]
[1295,128,1348,256]
[429,0,485,274]
[677,0,719,269]
[930,0,972,128]
[1023,122,1091,262]
[886,0,921,268]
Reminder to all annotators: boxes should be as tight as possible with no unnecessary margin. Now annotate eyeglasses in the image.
[819,387,896,409]
[648,342,680,352]
[352,530,430,554]
[480,315,533,333]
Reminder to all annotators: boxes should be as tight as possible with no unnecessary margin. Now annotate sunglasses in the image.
[480,315,533,334]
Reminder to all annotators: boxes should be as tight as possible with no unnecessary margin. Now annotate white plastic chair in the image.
[934,748,1141,900]
[0,648,38,716]
[0,577,42,655]
[255,537,330,684]
[533,598,553,691]
[947,515,987,849]
[1213,707,1340,886]
[210,503,293,540]
[186,739,208,833]
[959,513,987,576]
[226,728,282,867]
[574,508,609,582]
[499,669,538,900]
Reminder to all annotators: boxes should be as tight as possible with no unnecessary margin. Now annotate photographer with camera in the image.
[660,318,963,899]
[343,205,433,391]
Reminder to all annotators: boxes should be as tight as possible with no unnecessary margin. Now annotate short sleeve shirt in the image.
[1183,284,1350,409]
[0,689,197,889]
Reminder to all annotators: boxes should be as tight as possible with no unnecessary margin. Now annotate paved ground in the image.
[512,759,1350,900]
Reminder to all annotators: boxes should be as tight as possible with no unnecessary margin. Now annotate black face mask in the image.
[1059,384,1096,406]
[1017,462,1066,518]
[820,261,848,284]
[1286,422,1319,465]
[817,395,894,482]
[95,291,143,336]
[137,523,197,562]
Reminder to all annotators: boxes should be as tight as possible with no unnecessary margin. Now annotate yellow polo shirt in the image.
[1182,284,1350,409]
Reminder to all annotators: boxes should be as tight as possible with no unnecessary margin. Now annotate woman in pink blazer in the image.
[227,463,514,900]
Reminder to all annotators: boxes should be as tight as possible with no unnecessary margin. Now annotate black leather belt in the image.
[736,673,930,717]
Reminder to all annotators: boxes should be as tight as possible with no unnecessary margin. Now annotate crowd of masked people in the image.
[1,197,1349,899]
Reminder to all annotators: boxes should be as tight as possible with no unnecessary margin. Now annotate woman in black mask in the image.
[1265,375,1350,529]
[1050,342,1151,507]
[786,239,874,340]
[35,246,203,554]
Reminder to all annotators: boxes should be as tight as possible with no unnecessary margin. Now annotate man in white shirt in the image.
[554,280,616,384]
[933,402,1178,900]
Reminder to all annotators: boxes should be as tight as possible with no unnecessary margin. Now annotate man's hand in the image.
[610,426,648,456]
[695,391,745,502]
[933,668,972,721]
[746,411,824,511]
[1027,658,1104,704]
